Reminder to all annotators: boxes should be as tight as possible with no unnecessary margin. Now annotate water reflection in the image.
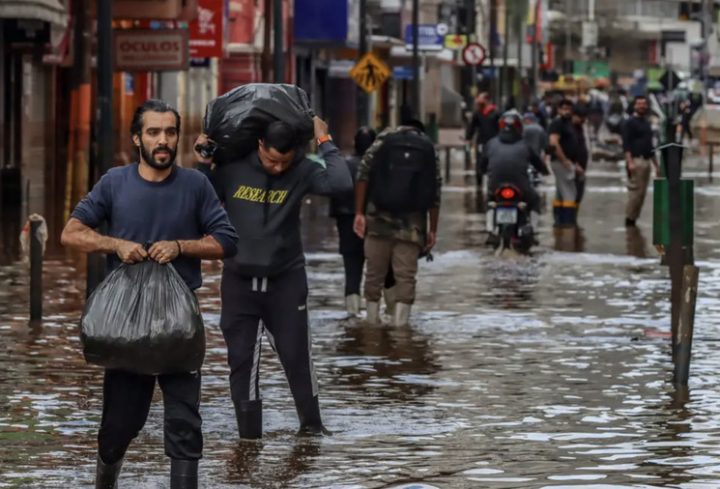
[331,321,440,401]
[226,439,320,487]
[626,225,650,258]
[553,225,586,253]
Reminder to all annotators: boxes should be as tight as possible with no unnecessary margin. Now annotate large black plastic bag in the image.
[80,261,205,375]
[202,83,314,164]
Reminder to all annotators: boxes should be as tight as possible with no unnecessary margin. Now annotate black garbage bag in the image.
[199,83,314,164]
[80,261,205,375]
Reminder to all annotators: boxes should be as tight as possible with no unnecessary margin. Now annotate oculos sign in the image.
[113,29,189,72]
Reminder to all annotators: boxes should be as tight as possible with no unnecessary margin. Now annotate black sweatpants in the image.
[220,267,319,424]
[336,215,396,296]
[98,369,202,465]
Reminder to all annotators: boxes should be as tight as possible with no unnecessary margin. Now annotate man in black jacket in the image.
[622,95,658,227]
[465,92,500,186]
[194,116,352,438]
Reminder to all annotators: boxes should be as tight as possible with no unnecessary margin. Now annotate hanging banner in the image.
[189,0,224,58]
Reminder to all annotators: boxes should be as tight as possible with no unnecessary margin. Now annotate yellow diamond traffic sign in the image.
[350,52,391,93]
[444,34,468,50]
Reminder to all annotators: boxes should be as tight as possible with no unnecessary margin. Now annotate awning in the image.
[0,0,68,26]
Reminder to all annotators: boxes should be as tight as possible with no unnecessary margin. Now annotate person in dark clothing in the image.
[621,95,658,226]
[572,105,590,205]
[330,127,377,315]
[548,99,582,226]
[481,110,549,214]
[61,99,239,489]
[194,117,352,439]
[465,92,500,186]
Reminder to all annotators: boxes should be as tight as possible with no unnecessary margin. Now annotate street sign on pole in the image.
[350,52,391,93]
[404,24,444,51]
[462,42,487,66]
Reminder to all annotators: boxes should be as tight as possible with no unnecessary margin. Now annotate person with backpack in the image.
[330,127,398,317]
[353,119,441,326]
[194,116,352,440]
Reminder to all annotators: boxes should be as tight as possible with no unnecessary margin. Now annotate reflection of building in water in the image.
[226,439,320,487]
[626,225,649,258]
[553,226,586,253]
[331,323,440,401]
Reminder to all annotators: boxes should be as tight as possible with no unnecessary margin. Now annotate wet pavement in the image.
[3,153,720,488]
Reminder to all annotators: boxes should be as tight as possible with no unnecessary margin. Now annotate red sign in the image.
[462,42,487,66]
[114,29,189,72]
[189,0,224,58]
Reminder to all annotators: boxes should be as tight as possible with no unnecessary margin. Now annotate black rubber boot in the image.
[296,396,332,436]
[95,455,123,489]
[170,459,198,489]
[235,399,263,439]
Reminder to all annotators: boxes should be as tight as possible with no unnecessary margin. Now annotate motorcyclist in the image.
[480,110,549,214]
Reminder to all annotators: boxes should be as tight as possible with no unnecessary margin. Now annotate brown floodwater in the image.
[2,153,720,488]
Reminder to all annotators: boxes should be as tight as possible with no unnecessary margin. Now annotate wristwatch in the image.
[317,134,333,146]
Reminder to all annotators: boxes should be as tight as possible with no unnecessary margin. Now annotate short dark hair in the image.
[633,95,648,104]
[130,99,181,137]
[401,118,426,134]
[558,99,574,109]
[354,127,376,156]
[261,121,297,154]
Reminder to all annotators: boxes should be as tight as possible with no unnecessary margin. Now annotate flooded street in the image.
[4,155,720,488]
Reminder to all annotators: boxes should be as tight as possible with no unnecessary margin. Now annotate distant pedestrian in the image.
[330,127,377,316]
[548,99,581,226]
[572,105,590,205]
[522,112,549,159]
[354,119,441,326]
[61,99,239,489]
[621,95,658,227]
[465,92,500,186]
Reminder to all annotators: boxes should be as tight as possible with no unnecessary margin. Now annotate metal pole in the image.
[273,0,284,83]
[490,0,499,103]
[29,218,43,322]
[501,1,510,108]
[262,0,272,81]
[357,0,368,128]
[516,4,523,108]
[664,143,685,352]
[531,1,538,99]
[88,0,113,297]
[673,265,699,386]
[412,0,421,118]
[465,0,477,105]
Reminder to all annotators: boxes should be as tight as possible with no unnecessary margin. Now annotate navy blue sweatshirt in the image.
[201,141,352,278]
[71,163,238,290]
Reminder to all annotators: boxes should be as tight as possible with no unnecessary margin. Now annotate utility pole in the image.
[356,0,369,128]
[412,0,420,118]
[273,0,284,83]
[465,0,477,106]
[490,0,499,103]
[530,0,539,99]
[262,0,272,81]
[501,1,510,107]
[516,1,524,108]
[87,0,113,295]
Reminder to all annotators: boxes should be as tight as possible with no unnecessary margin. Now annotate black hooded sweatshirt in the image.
[200,141,352,278]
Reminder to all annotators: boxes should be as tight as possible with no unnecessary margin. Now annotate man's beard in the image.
[140,141,177,170]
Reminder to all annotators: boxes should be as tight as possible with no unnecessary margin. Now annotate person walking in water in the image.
[621,95,658,227]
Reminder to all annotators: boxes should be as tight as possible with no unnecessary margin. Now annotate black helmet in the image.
[499,110,523,135]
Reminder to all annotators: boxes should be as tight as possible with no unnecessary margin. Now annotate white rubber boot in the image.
[345,294,361,316]
[365,301,381,324]
[393,303,412,326]
[383,287,397,316]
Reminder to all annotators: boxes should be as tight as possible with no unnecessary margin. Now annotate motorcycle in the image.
[486,183,536,254]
